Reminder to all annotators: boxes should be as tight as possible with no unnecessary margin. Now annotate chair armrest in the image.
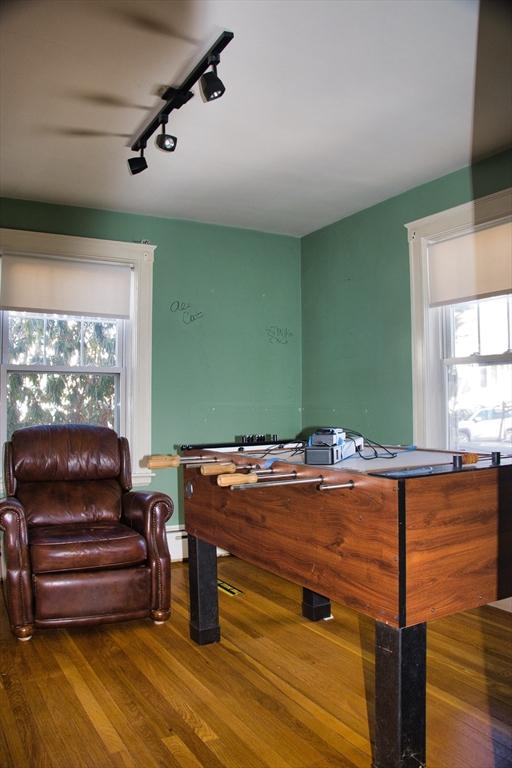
[0,497,30,562]
[0,497,34,635]
[121,491,174,618]
[121,491,173,537]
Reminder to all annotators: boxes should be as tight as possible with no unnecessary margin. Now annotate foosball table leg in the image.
[301,587,332,621]
[373,621,426,768]
[188,535,221,645]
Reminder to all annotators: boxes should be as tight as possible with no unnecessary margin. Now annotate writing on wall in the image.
[266,326,293,344]
[170,300,204,325]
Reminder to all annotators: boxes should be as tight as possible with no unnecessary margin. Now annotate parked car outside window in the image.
[457,404,512,444]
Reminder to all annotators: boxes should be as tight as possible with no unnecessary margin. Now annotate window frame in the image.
[0,228,155,490]
[406,187,512,448]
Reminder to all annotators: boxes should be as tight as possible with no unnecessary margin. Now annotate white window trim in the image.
[406,187,512,448]
[0,228,155,488]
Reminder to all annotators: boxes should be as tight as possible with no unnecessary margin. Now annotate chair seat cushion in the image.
[29,523,147,574]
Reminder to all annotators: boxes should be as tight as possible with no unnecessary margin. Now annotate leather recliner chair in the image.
[0,424,173,640]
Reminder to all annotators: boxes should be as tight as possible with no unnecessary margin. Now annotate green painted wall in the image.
[301,150,512,443]
[0,200,302,522]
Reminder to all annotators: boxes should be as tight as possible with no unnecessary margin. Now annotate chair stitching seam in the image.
[151,508,162,608]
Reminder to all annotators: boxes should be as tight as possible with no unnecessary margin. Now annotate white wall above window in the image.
[0,228,155,487]
[406,187,512,448]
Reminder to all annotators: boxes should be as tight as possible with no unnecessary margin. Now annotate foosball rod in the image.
[147,454,239,469]
[217,470,298,487]
[230,476,355,491]
[201,462,299,476]
[204,463,300,476]
[148,451,299,470]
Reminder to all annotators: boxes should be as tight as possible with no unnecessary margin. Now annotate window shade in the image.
[0,254,131,318]
[427,221,512,306]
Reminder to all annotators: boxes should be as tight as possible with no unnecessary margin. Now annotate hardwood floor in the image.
[0,557,511,768]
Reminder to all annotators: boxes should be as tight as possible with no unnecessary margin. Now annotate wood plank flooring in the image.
[0,557,511,768]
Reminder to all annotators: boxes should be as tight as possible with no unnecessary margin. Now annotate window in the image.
[407,188,512,451]
[0,228,155,490]
[3,311,124,436]
[444,295,512,451]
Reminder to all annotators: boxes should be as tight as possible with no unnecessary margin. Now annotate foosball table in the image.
[149,439,512,768]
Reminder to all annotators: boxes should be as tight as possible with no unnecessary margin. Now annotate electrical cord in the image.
[289,441,306,457]
[244,440,306,461]
[342,427,398,460]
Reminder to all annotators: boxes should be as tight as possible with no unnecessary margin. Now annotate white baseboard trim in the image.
[166,525,229,562]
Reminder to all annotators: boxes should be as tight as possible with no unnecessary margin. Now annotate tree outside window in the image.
[3,311,123,438]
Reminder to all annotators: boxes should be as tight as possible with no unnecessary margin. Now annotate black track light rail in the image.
[131,30,234,152]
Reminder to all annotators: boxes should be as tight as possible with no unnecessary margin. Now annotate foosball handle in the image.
[461,453,479,465]
[147,454,181,469]
[201,463,237,476]
[217,473,258,487]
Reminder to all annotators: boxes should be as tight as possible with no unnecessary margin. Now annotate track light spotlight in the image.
[200,55,225,101]
[155,118,177,152]
[156,132,177,151]
[128,145,147,175]
[128,31,233,174]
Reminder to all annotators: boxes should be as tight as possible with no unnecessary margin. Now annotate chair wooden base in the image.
[14,624,33,641]
[150,609,170,623]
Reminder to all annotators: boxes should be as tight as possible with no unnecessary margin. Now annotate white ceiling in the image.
[0,0,510,237]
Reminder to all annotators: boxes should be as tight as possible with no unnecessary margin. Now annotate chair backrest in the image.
[4,424,132,527]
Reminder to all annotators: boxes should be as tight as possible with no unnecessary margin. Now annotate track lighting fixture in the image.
[156,130,177,152]
[128,30,234,174]
[128,144,147,175]
[155,116,177,152]
[200,55,225,102]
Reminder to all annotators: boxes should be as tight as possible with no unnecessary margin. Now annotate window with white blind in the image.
[407,188,512,452]
[0,229,155,488]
